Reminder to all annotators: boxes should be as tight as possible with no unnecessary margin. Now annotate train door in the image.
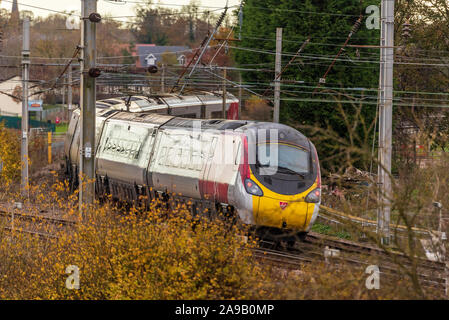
[149,129,202,199]
[199,132,222,202]
[202,133,241,205]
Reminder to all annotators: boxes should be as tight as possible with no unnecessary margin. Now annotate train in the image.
[94,91,240,119]
[64,92,321,241]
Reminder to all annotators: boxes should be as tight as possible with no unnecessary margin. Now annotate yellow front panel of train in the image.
[252,171,318,231]
[256,197,309,230]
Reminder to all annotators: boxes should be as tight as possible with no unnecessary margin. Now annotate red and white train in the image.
[65,92,321,241]
[95,91,240,120]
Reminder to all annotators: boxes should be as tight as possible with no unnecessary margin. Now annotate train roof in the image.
[106,110,251,131]
[96,91,238,113]
[103,111,310,147]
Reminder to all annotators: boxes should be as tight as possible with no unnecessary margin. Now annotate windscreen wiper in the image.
[277,166,306,178]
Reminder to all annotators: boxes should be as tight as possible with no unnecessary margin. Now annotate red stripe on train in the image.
[199,180,229,204]
[227,102,239,120]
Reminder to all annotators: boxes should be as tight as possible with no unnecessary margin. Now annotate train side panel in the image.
[201,132,240,205]
[96,119,157,190]
[149,128,204,199]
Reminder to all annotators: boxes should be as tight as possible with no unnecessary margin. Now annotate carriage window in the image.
[181,113,197,119]
[173,148,182,168]
[190,151,202,171]
[159,147,167,165]
[211,111,224,119]
[180,149,191,169]
[167,147,176,167]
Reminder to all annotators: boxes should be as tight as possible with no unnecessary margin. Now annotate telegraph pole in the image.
[222,68,227,118]
[161,64,165,93]
[78,3,85,210]
[21,17,30,197]
[79,0,100,209]
[273,28,282,123]
[68,64,73,117]
[377,0,395,245]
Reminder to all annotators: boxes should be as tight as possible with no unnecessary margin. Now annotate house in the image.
[0,76,41,117]
[135,44,190,68]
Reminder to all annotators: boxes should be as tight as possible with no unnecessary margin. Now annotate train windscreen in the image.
[256,143,310,176]
[252,142,315,195]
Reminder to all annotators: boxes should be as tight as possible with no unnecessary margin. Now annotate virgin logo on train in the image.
[279,202,288,210]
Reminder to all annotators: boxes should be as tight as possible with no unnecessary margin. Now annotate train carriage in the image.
[94,91,239,119]
[65,93,321,241]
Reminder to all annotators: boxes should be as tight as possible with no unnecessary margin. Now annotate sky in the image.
[0,0,241,21]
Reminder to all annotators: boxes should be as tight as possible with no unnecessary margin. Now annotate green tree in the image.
[132,0,217,47]
[235,0,381,170]
[133,1,172,45]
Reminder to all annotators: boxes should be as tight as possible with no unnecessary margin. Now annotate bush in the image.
[0,188,269,299]
[0,124,20,187]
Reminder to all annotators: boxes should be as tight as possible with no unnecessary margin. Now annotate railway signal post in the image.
[79,0,99,209]
[377,0,395,245]
[21,17,30,198]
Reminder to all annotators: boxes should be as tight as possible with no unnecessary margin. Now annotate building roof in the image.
[135,44,189,67]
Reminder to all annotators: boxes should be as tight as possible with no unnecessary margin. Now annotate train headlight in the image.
[244,178,263,196]
[305,188,321,203]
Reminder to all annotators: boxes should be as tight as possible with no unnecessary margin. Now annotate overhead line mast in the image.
[377,0,395,245]
[79,0,101,210]
[21,17,30,198]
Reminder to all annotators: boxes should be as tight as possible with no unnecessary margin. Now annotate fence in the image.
[0,115,56,132]
[39,106,68,122]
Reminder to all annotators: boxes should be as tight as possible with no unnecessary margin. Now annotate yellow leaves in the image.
[0,188,290,300]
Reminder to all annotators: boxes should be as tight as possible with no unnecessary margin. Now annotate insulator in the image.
[402,22,412,39]
[88,67,101,78]
[88,12,102,23]
[215,10,226,29]
[351,19,362,34]
[148,65,158,74]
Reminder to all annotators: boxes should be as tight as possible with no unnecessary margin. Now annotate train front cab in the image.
[245,138,321,240]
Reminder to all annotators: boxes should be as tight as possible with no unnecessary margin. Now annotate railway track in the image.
[0,204,77,237]
[319,205,434,236]
[255,232,448,295]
